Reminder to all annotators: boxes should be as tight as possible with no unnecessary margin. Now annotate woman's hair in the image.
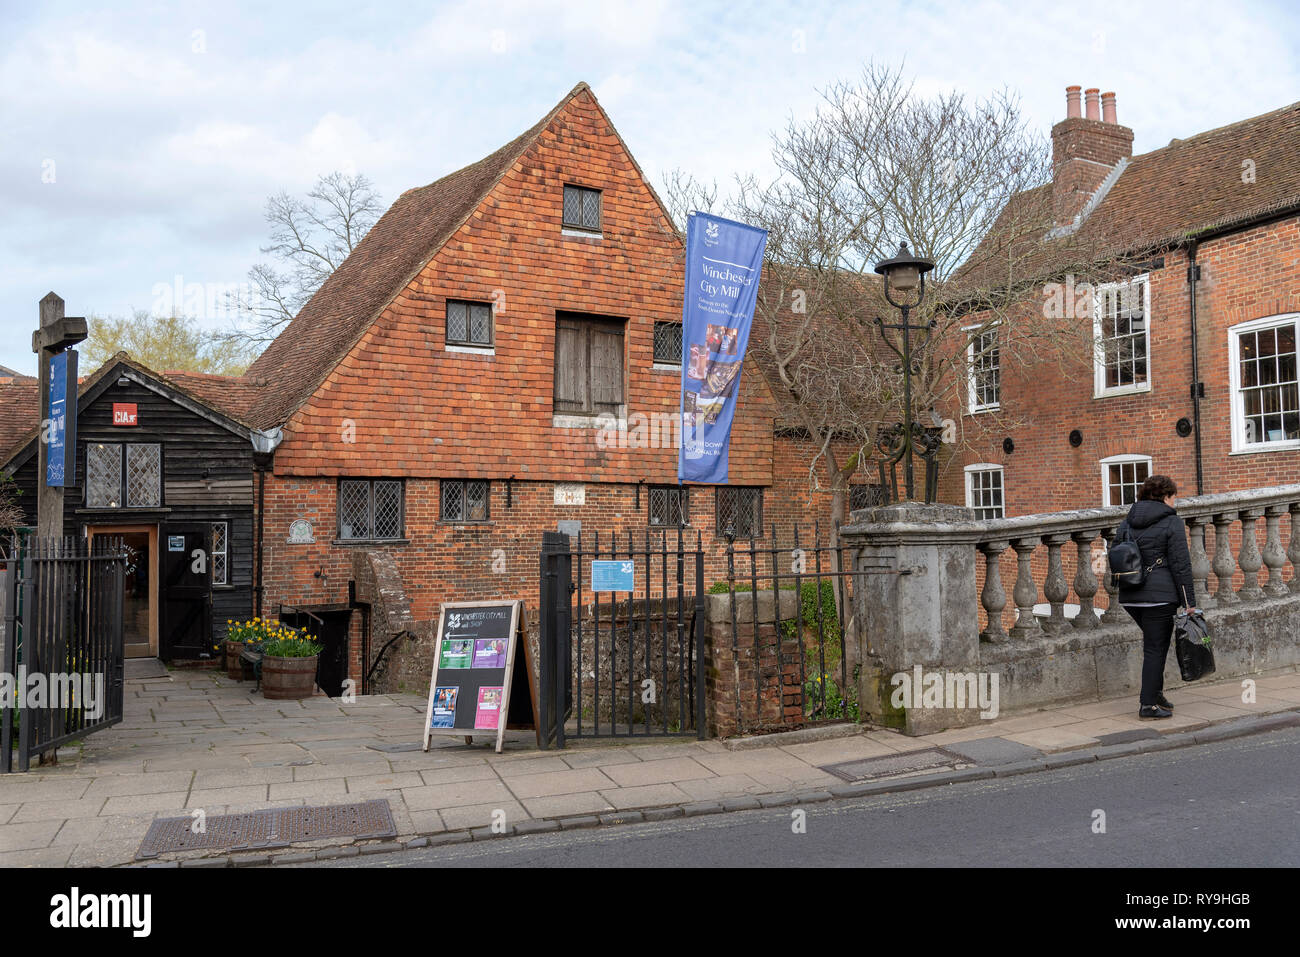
[1138,474,1179,501]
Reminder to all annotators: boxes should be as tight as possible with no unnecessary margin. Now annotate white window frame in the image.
[964,464,1005,520]
[1099,454,1152,507]
[1228,313,1300,454]
[1093,274,1152,398]
[964,322,1001,414]
[211,521,228,586]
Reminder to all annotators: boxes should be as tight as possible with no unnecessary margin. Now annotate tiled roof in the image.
[0,376,39,465]
[961,99,1300,284]
[242,85,591,430]
[163,370,266,421]
[1,353,254,466]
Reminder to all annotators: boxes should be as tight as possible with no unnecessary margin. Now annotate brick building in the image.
[944,86,1300,517]
[221,82,861,689]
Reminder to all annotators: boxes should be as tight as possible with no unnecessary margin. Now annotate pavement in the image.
[1,666,1298,867]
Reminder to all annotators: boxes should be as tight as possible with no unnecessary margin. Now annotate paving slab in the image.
[520,792,615,818]
[1002,727,1103,752]
[503,768,619,800]
[599,757,714,788]
[599,783,692,810]
[940,737,1044,765]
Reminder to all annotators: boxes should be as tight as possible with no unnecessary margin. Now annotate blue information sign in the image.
[591,560,635,593]
[46,351,71,487]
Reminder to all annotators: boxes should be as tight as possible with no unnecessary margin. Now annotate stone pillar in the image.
[1071,530,1100,629]
[1188,516,1212,603]
[978,540,1010,644]
[1041,534,1071,634]
[1237,509,1265,601]
[1100,528,1127,624]
[1211,514,1239,606]
[1262,506,1288,598]
[1009,537,1042,639]
[1289,504,1300,594]
[843,503,982,736]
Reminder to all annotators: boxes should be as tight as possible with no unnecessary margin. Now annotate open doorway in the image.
[88,525,157,658]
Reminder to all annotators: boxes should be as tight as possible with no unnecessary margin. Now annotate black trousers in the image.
[1123,603,1179,705]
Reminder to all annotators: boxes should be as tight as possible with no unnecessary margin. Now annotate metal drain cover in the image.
[821,747,967,782]
[136,799,396,860]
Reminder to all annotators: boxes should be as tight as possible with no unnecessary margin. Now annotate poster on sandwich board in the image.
[421,600,537,754]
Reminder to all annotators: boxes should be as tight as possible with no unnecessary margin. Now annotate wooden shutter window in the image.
[554,314,624,415]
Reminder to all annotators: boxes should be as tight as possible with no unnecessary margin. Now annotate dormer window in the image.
[562,185,601,233]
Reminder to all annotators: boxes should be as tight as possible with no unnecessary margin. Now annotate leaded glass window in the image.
[211,522,228,585]
[447,300,493,347]
[337,479,404,541]
[562,185,601,231]
[125,444,161,507]
[86,443,123,508]
[653,322,683,364]
[716,487,763,539]
[441,480,489,523]
[648,485,688,527]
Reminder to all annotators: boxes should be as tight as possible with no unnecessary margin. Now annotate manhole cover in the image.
[136,799,396,860]
[821,747,967,782]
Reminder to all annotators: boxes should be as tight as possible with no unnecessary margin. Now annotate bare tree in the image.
[692,62,1143,529]
[226,172,384,344]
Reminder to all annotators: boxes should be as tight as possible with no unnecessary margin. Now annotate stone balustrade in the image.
[840,485,1300,732]
[967,485,1300,638]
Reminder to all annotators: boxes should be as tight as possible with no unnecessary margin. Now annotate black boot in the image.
[1155,693,1174,710]
[1139,704,1172,719]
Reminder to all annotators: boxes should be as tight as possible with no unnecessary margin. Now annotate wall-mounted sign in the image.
[287,519,315,544]
[592,560,635,592]
[554,483,586,506]
[112,403,138,426]
[168,535,186,552]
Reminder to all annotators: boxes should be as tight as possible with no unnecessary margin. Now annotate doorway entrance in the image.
[88,525,158,659]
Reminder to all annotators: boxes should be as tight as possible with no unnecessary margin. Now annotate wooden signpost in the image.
[421,600,538,754]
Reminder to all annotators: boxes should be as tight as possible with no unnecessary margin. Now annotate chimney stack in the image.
[1051,84,1134,228]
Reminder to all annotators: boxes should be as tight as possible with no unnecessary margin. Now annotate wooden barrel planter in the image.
[261,655,319,700]
[224,641,245,680]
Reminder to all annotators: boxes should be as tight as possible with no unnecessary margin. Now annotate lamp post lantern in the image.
[873,242,938,502]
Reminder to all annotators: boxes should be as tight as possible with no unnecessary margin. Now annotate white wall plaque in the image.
[287,519,315,544]
[553,483,586,506]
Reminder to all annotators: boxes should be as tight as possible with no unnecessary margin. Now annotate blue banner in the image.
[46,350,69,487]
[678,213,767,484]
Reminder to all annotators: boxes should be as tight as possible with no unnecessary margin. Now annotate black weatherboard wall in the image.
[6,359,256,659]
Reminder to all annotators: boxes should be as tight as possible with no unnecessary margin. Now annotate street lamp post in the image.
[873,242,938,502]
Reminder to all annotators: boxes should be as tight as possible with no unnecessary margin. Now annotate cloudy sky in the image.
[2,0,1297,374]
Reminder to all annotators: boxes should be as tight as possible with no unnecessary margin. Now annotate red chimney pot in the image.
[1101,91,1117,124]
[1085,88,1101,121]
[1065,85,1082,119]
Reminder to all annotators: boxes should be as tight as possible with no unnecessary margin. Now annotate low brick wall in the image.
[703,590,805,737]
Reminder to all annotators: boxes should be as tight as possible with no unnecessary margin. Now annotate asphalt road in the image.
[303,726,1300,868]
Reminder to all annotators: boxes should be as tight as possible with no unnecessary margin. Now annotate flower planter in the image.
[261,654,319,700]
[224,641,245,680]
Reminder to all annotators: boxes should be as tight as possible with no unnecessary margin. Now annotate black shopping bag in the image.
[1174,610,1215,682]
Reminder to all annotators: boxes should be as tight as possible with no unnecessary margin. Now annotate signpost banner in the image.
[45,349,78,488]
[678,213,768,484]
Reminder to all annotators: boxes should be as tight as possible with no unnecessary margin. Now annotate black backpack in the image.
[1108,520,1163,589]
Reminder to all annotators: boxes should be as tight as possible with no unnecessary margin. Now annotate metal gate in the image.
[538,529,706,748]
[1,537,126,772]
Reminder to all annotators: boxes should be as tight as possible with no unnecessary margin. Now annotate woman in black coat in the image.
[1116,475,1202,719]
